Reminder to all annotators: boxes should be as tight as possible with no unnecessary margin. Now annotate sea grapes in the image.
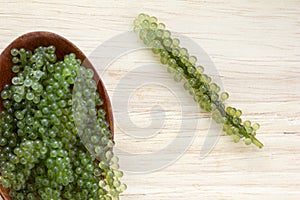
[0,46,125,199]
[134,13,263,148]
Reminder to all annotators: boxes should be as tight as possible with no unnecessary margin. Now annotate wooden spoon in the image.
[0,31,114,199]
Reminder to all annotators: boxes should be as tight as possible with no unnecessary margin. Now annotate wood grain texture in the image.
[0,0,299,200]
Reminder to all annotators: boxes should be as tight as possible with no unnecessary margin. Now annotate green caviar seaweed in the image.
[134,13,263,148]
[0,46,126,200]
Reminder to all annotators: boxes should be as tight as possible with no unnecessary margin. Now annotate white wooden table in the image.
[0,1,300,199]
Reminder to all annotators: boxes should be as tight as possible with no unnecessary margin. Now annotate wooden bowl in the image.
[0,31,114,199]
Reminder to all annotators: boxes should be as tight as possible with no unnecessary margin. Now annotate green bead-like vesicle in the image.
[0,46,125,199]
[134,13,263,148]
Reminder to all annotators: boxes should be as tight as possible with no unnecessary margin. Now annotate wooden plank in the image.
[0,0,299,199]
